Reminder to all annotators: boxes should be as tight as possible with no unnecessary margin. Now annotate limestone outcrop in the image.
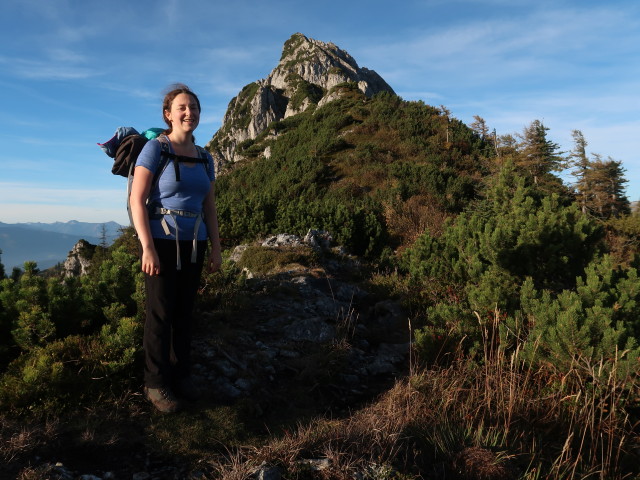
[62,239,94,277]
[207,33,394,172]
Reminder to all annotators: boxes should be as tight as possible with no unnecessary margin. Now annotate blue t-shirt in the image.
[135,138,215,241]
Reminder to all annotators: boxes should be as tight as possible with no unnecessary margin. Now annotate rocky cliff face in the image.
[62,239,94,277]
[207,33,395,172]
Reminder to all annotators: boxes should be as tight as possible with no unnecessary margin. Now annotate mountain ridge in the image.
[0,221,123,271]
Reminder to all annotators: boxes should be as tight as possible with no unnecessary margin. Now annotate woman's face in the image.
[165,92,200,134]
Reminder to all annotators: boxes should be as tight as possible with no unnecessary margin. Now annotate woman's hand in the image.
[141,247,161,276]
[207,249,222,273]
[130,164,158,275]
[203,180,222,274]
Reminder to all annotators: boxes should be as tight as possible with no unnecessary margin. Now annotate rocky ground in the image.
[193,235,410,411]
[3,234,411,479]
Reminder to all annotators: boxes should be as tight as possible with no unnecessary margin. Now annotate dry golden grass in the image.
[207,318,639,479]
[3,332,636,479]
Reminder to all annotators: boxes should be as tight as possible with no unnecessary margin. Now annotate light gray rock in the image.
[230,244,250,262]
[207,33,394,169]
[262,234,302,248]
[63,239,94,277]
[303,229,332,250]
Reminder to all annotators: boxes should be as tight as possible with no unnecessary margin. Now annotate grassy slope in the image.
[214,87,491,255]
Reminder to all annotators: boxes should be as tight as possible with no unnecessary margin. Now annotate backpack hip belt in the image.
[155,207,204,271]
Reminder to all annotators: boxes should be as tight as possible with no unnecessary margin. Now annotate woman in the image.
[130,84,222,413]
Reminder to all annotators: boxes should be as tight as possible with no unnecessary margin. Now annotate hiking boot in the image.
[144,386,181,413]
[174,377,201,402]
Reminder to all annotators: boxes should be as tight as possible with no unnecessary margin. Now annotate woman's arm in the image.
[130,166,160,276]
[203,181,222,273]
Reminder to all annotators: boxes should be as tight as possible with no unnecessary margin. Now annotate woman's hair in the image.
[162,83,201,141]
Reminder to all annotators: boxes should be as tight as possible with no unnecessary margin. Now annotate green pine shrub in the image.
[11,305,55,351]
[0,335,88,413]
[403,169,606,362]
[0,229,145,414]
[517,255,640,377]
[0,311,143,414]
[97,315,143,374]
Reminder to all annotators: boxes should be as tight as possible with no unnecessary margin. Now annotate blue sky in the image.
[1,0,638,225]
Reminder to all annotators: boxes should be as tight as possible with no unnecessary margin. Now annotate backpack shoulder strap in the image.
[155,135,208,181]
[195,145,214,180]
[155,135,173,182]
[126,137,171,228]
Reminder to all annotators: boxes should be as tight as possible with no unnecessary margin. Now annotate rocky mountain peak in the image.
[207,33,394,171]
[270,33,391,97]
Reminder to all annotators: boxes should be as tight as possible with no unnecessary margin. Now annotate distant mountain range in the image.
[0,221,124,271]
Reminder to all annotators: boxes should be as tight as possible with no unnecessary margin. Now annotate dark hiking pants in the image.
[142,238,207,388]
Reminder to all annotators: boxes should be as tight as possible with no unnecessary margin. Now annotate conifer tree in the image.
[586,156,630,219]
[469,115,489,139]
[570,130,630,219]
[516,120,564,185]
[402,167,603,336]
[469,115,499,158]
[9,262,55,351]
[99,224,108,248]
[496,133,518,159]
[439,105,451,145]
[519,255,640,375]
[570,129,590,214]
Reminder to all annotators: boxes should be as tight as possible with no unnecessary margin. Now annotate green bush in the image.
[0,312,143,414]
[11,305,55,351]
[0,230,145,413]
[97,315,143,374]
[0,335,88,413]
[403,170,607,363]
[518,255,640,376]
[216,91,491,257]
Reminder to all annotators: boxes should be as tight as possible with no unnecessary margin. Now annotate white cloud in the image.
[199,45,276,65]
[0,158,50,172]
[97,82,160,102]
[47,47,88,64]
[8,135,89,148]
[0,55,100,81]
